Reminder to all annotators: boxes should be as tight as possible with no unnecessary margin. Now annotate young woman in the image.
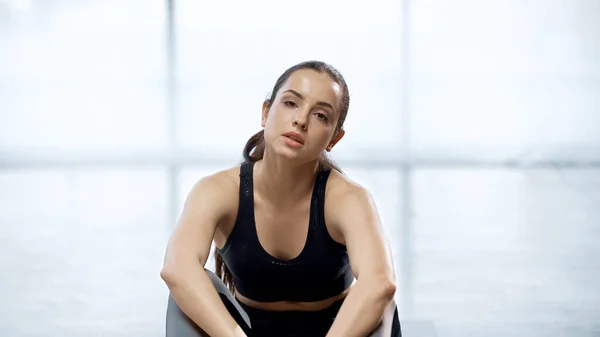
[161,61,401,337]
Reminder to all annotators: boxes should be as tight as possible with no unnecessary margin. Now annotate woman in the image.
[160,60,401,337]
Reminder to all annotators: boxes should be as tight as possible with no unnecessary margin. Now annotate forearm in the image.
[327,278,396,337]
[162,267,246,337]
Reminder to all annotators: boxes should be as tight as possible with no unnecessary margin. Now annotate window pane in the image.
[412,168,600,336]
[409,0,600,160]
[0,168,169,336]
[0,1,168,152]
[410,82,600,161]
[410,0,600,77]
[175,0,405,157]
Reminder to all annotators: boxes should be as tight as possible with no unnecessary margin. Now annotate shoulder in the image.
[190,165,240,195]
[324,169,379,243]
[325,169,374,207]
[184,165,241,219]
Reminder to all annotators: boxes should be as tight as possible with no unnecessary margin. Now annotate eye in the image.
[284,101,297,108]
[315,112,328,122]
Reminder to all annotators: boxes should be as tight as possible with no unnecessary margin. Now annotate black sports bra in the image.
[217,161,354,302]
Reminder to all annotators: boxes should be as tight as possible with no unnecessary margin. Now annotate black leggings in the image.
[166,269,401,337]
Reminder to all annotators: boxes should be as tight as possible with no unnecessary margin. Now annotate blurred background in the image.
[1,0,599,336]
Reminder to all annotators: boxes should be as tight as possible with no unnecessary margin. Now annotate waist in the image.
[236,294,346,323]
[237,295,347,337]
[235,280,354,312]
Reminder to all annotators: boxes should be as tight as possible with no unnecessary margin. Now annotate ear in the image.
[261,100,270,127]
[326,129,345,152]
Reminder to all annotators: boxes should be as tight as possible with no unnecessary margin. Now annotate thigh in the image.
[165,269,251,337]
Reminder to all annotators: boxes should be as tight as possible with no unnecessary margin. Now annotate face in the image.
[261,69,345,163]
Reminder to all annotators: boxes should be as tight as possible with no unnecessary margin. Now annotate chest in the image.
[253,195,313,261]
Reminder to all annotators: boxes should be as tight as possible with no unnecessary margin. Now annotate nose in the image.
[292,116,307,131]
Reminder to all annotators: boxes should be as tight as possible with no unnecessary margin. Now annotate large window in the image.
[1,0,599,336]
[0,0,168,154]
[0,168,169,336]
[409,0,600,162]
[411,167,600,336]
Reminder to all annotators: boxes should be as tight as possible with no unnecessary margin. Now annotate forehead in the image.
[278,69,342,106]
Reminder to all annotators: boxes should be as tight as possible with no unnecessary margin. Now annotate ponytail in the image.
[213,247,234,294]
[243,130,266,162]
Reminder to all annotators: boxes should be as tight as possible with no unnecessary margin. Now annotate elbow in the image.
[380,278,397,300]
[160,254,196,286]
[160,267,177,286]
[160,258,206,289]
[160,265,187,288]
[362,274,396,301]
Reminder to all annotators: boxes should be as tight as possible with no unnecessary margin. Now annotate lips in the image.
[282,131,304,144]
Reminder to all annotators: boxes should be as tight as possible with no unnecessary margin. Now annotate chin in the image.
[266,138,320,163]
[269,144,311,163]
[273,146,303,160]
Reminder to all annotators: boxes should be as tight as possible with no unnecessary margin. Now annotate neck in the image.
[254,152,319,206]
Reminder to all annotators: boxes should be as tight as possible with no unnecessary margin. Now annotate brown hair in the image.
[214,60,351,293]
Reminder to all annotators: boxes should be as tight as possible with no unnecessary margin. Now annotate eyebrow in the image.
[282,89,335,111]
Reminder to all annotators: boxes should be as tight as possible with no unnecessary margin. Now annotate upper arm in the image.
[162,170,237,271]
[328,178,395,283]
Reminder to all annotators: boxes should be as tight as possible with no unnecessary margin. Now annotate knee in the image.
[368,300,401,337]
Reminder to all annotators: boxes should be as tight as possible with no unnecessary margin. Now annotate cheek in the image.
[263,110,286,139]
[266,108,288,124]
[309,128,335,147]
